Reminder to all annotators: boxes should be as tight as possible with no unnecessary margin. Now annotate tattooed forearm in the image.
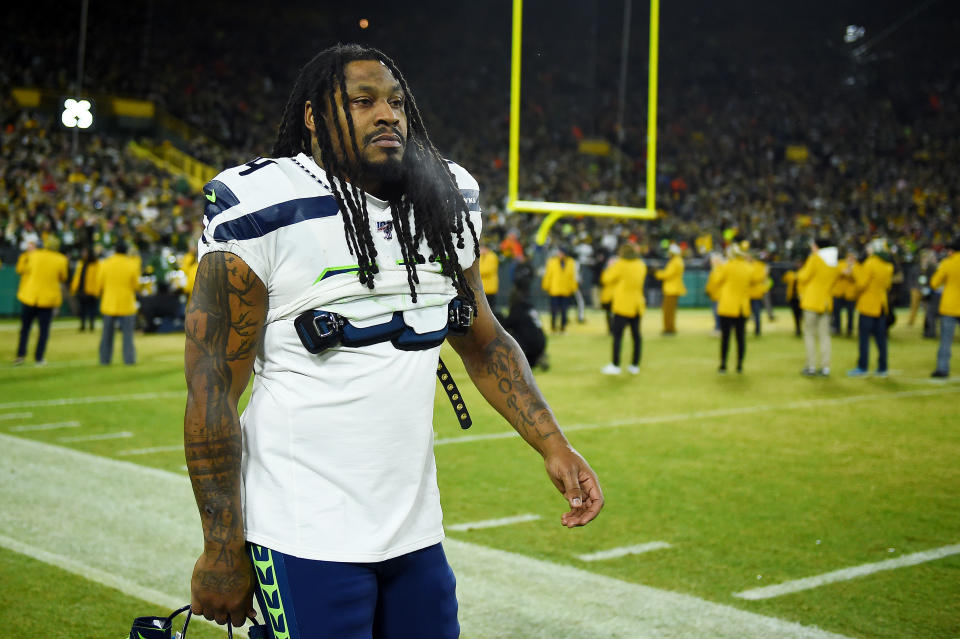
[482,331,559,441]
[184,252,267,557]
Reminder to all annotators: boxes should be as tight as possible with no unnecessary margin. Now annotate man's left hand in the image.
[544,447,604,527]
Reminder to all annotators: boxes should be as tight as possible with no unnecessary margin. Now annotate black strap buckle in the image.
[447,297,475,336]
[294,310,345,354]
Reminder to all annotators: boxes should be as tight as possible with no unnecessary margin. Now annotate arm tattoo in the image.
[462,267,559,442]
[184,252,266,562]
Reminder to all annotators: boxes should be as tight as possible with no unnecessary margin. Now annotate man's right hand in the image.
[190,550,258,627]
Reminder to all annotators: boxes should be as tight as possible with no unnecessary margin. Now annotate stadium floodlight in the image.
[509,0,659,245]
[62,98,94,129]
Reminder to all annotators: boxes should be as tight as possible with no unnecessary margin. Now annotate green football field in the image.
[1,308,957,639]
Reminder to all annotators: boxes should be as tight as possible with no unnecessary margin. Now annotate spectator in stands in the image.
[848,241,894,377]
[70,247,100,331]
[97,242,141,365]
[600,243,646,375]
[478,244,499,312]
[14,236,67,365]
[655,242,686,336]
[930,239,960,378]
[541,246,577,333]
[798,236,839,376]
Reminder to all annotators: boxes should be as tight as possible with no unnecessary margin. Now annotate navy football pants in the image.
[248,542,459,639]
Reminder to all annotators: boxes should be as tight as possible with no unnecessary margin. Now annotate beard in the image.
[358,151,406,192]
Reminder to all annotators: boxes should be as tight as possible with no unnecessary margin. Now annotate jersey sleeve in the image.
[196,169,274,288]
[446,161,483,270]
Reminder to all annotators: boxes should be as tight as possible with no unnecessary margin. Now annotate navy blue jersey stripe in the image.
[202,179,241,221]
[213,195,339,241]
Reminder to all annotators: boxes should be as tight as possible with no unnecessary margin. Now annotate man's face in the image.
[307,59,408,189]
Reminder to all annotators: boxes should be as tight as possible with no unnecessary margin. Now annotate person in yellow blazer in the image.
[931,239,960,377]
[541,246,578,333]
[782,262,802,337]
[15,238,68,365]
[70,247,100,331]
[599,256,617,335]
[600,243,647,375]
[832,251,858,338]
[97,242,141,365]
[714,243,764,373]
[837,251,863,337]
[797,237,840,376]
[705,253,725,336]
[847,241,894,377]
[747,253,769,336]
[654,243,686,335]
[478,244,500,311]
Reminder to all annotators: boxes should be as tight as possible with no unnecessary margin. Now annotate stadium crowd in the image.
[2,0,958,373]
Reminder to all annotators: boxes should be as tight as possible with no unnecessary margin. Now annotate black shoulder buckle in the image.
[294,310,346,354]
[447,297,475,336]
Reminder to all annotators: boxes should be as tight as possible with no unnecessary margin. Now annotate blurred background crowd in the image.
[2,0,958,334]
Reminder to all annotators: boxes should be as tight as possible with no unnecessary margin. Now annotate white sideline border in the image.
[0,433,852,639]
[734,543,960,600]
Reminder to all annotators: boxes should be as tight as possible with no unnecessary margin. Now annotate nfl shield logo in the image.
[377,220,394,240]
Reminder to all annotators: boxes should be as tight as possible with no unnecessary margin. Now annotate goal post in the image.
[508,0,661,243]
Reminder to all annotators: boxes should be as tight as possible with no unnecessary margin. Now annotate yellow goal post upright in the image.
[507,0,661,245]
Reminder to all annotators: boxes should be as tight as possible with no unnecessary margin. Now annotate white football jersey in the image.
[198,152,481,562]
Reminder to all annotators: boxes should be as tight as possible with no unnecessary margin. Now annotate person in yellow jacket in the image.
[97,242,141,365]
[797,236,840,376]
[832,250,858,338]
[598,256,617,335]
[541,246,578,333]
[781,261,802,338]
[714,243,764,373]
[748,252,769,336]
[654,243,686,335]
[600,243,647,375]
[70,247,100,331]
[847,241,894,377]
[15,238,68,365]
[705,253,725,336]
[837,251,863,337]
[931,239,960,377]
[478,244,500,311]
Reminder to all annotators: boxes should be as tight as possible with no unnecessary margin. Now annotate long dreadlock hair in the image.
[273,43,479,304]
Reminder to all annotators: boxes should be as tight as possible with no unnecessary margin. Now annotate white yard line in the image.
[118,445,184,456]
[577,541,672,561]
[436,387,960,446]
[0,390,184,410]
[59,431,133,443]
[0,412,33,421]
[734,544,960,600]
[447,514,541,532]
[10,421,82,432]
[0,433,852,639]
